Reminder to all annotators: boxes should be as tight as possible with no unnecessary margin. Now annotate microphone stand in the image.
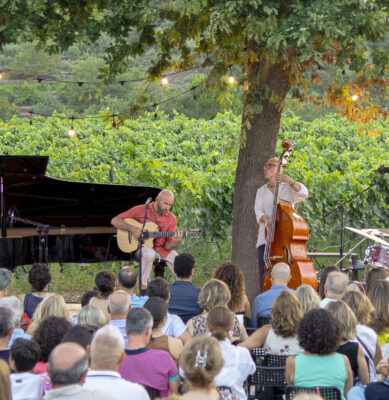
[138,200,151,294]
[323,172,386,268]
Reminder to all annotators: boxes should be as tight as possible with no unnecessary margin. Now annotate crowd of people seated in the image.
[0,257,388,400]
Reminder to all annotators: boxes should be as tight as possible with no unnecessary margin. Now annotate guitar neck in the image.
[147,231,191,238]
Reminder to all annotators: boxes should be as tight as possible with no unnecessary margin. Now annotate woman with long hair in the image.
[240,290,303,355]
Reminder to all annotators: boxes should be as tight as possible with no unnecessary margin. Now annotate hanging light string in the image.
[0,64,206,86]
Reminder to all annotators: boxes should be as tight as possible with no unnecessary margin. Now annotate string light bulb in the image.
[161,76,168,86]
[351,94,358,101]
[67,118,76,137]
[228,74,235,84]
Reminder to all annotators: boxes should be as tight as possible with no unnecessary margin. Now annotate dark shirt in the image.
[168,281,202,323]
[24,293,44,319]
[0,349,10,365]
[337,341,359,382]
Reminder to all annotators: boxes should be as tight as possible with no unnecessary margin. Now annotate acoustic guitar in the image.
[117,218,202,253]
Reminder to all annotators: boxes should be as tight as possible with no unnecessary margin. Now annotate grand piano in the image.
[0,155,160,270]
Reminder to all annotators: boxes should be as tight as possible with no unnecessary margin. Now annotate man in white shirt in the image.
[107,290,131,347]
[84,325,149,400]
[254,157,308,292]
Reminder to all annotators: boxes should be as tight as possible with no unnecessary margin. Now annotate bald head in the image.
[157,189,174,201]
[325,272,348,299]
[271,263,291,285]
[155,190,175,215]
[48,342,89,386]
[108,290,131,317]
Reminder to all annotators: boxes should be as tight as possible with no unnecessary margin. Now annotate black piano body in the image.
[0,155,160,270]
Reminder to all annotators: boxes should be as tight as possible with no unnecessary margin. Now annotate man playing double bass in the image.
[254,158,308,292]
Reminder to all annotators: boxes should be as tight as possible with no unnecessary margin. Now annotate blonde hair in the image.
[294,393,323,400]
[341,290,374,326]
[198,279,231,312]
[296,285,320,314]
[271,291,302,338]
[179,336,223,389]
[368,280,389,334]
[27,293,68,335]
[78,305,106,333]
[0,359,10,400]
[325,300,357,340]
[206,306,234,341]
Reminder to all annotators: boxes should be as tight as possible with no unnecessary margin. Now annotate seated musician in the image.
[254,157,308,292]
[111,190,182,290]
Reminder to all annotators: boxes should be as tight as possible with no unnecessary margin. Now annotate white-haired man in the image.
[111,190,183,291]
[84,325,149,400]
[0,296,31,348]
[320,271,348,308]
[0,268,12,298]
[107,290,131,347]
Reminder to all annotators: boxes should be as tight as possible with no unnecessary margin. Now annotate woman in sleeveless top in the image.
[89,270,116,323]
[341,290,382,382]
[286,309,353,400]
[240,291,303,355]
[21,264,52,319]
[179,336,239,400]
[186,279,247,341]
[144,297,183,365]
[325,300,369,385]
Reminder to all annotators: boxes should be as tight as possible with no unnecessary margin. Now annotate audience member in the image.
[45,342,114,400]
[295,284,320,314]
[179,336,239,400]
[169,253,202,323]
[84,325,149,399]
[118,266,148,307]
[365,358,389,400]
[341,290,382,381]
[9,338,43,400]
[366,268,388,295]
[286,309,353,400]
[89,270,116,323]
[0,268,12,298]
[27,294,68,336]
[0,307,14,364]
[320,271,348,308]
[206,306,255,400]
[212,261,251,319]
[107,290,131,346]
[147,277,191,343]
[144,297,183,364]
[240,291,303,354]
[0,359,11,400]
[251,262,293,328]
[77,305,106,335]
[368,280,389,357]
[69,290,97,326]
[325,301,369,388]
[62,326,92,350]
[118,307,179,397]
[21,264,52,319]
[318,265,339,300]
[186,279,248,341]
[0,296,31,348]
[32,316,71,374]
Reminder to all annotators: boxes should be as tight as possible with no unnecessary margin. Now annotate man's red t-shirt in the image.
[117,202,177,258]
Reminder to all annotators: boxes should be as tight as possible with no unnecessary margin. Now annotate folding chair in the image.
[143,385,161,400]
[285,385,342,400]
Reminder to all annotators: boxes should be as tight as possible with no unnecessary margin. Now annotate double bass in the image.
[262,140,317,292]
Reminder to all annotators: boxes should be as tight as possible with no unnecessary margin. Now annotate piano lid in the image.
[0,155,161,229]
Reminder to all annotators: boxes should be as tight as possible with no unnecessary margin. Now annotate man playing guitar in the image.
[111,190,183,290]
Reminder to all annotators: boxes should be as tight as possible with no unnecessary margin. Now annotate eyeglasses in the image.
[264,163,278,169]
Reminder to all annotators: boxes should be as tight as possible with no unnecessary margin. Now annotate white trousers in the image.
[140,247,177,287]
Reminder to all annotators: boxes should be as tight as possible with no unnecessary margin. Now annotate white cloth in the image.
[44,384,115,400]
[254,182,308,247]
[263,327,303,355]
[352,324,378,382]
[320,297,337,308]
[162,312,187,338]
[10,372,43,400]
[141,247,177,287]
[215,339,256,400]
[83,370,149,400]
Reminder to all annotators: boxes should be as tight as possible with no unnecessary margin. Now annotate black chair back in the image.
[285,385,342,400]
[143,385,161,400]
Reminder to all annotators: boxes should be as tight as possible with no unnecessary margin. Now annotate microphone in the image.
[145,197,153,204]
[375,165,389,174]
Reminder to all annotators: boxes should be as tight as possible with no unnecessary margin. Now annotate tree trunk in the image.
[232,60,290,303]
